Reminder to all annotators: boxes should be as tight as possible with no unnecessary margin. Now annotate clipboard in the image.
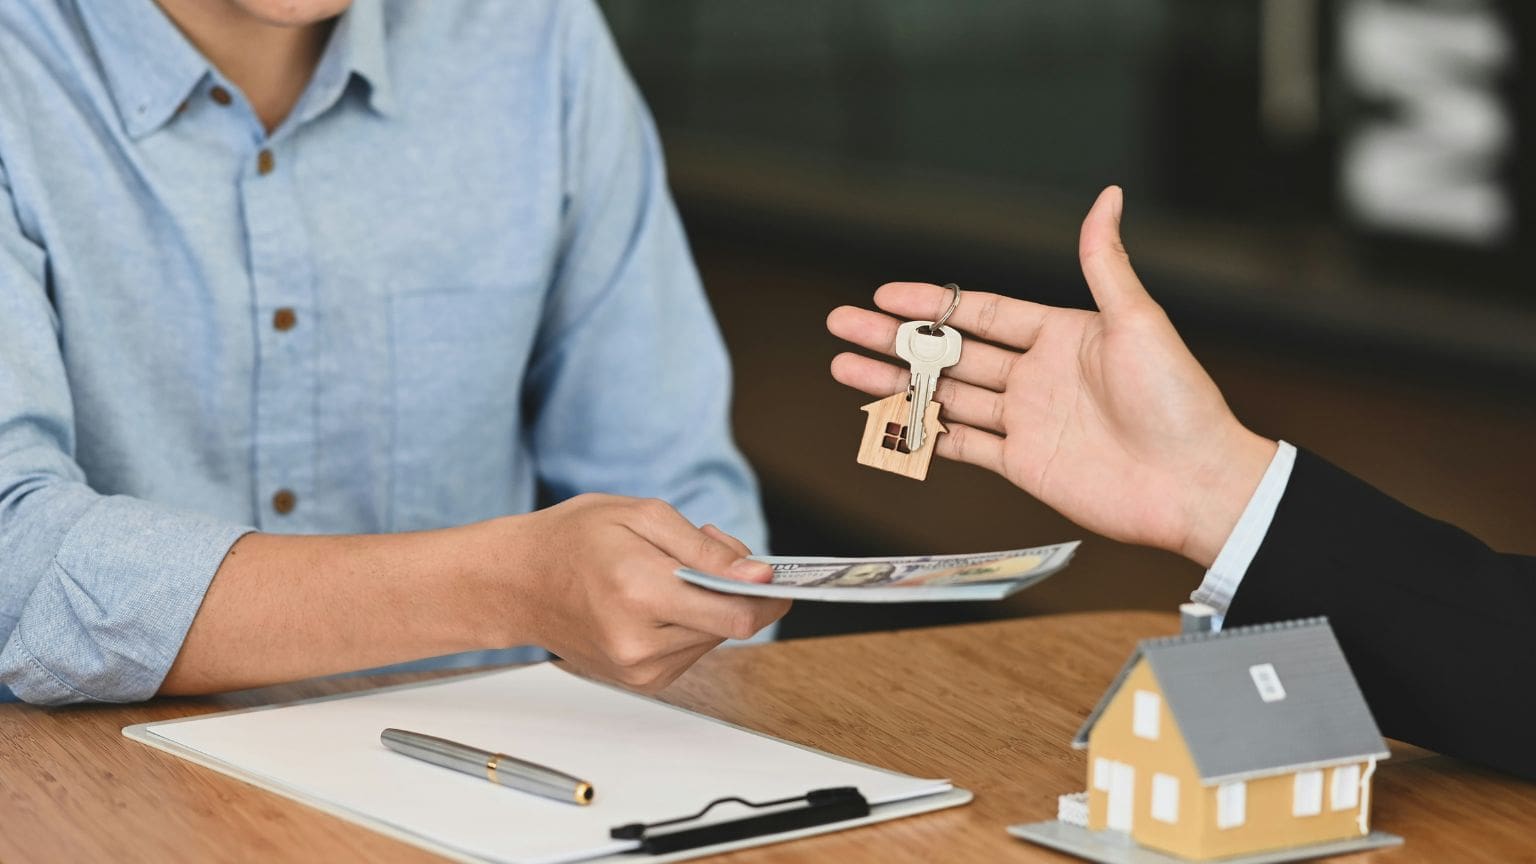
[125,664,971,864]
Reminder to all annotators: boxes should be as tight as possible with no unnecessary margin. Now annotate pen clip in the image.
[609,787,869,854]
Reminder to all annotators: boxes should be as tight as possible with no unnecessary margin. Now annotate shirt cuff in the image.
[1190,440,1297,626]
[0,495,251,704]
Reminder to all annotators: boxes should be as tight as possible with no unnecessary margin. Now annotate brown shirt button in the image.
[210,85,233,106]
[272,489,297,515]
[257,149,275,176]
[273,307,297,331]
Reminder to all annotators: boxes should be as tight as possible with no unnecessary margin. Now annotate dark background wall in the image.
[597,0,1536,638]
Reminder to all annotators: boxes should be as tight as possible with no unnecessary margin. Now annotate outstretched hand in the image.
[827,186,1275,567]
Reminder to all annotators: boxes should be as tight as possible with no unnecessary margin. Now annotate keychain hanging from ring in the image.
[855,283,964,481]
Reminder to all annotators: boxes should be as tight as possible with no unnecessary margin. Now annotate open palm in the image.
[827,187,1274,566]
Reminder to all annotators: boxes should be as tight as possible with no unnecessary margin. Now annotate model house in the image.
[1064,617,1391,861]
[856,393,944,480]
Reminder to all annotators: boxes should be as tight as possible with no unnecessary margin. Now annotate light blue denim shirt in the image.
[0,0,765,704]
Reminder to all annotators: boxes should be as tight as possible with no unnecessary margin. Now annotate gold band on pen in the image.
[574,781,593,806]
[486,753,501,784]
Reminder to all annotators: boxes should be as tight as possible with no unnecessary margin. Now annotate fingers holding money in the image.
[700,523,753,560]
[831,351,1008,435]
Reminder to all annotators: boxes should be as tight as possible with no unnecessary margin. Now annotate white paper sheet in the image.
[132,664,951,864]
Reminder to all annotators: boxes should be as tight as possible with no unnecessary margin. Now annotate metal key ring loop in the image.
[932,283,962,333]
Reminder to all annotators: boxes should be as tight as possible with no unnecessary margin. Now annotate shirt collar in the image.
[302,0,395,121]
[77,0,209,140]
[77,0,394,141]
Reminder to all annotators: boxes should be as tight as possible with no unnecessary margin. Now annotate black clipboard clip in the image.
[609,786,871,855]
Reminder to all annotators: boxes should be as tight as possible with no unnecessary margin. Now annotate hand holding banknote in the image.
[827,187,1275,569]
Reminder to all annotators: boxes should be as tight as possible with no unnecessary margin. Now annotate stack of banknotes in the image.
[676,542,1079,603]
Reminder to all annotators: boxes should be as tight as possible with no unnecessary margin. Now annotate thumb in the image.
[700,523,752,559]
[1078,185,1153,316]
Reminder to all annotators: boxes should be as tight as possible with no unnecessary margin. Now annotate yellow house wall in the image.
[1085,660,1206,859]
[1085,658,1375,860]
[1197,762,1372,859]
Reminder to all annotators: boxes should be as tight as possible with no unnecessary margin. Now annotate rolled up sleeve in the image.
[0,161,251,704]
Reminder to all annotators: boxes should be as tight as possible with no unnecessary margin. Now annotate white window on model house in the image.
[1093,757,1112,791]
[1293,770,1324,816]
[1216,781,1246,829]
[1151,773,1180,824]
[1331,764,1362,810]
[1132,690,1160,739]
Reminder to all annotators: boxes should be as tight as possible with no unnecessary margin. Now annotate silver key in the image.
[894,320,963,451]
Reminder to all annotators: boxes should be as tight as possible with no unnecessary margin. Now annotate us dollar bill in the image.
[676,542,1080,603]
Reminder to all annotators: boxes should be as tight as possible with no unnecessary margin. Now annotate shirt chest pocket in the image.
[389,286,542,530]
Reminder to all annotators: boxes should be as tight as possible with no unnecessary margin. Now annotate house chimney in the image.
[1180,602,1217,635]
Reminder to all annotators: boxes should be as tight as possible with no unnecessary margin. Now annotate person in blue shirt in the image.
[0,0,788,705]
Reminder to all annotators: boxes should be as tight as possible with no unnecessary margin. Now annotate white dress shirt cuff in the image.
[1190,440,1298,628]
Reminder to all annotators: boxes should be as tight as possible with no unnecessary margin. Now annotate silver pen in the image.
[380,728,595,806]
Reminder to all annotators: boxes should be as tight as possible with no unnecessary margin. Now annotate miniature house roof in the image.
[1072,617,1388,785]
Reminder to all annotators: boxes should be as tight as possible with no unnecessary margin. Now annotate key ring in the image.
[932,283,962,334]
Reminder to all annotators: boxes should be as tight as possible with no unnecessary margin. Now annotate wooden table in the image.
[2,612,1531,863]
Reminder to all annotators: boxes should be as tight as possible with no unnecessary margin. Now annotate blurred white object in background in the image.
[1339,0,1513,246]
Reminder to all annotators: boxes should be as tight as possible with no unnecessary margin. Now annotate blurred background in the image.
[597,0,1536,638]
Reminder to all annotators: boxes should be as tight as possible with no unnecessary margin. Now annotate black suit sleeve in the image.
[1224,448,1536,779]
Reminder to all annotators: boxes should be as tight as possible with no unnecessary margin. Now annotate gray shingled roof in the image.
[1072,617,1388,784]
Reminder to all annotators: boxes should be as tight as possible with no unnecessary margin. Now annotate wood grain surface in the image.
[1,612,1530,863]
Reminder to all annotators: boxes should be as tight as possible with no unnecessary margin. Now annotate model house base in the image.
[1008,820,1402,864]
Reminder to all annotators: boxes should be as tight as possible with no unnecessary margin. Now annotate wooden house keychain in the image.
[857,283,964,481]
